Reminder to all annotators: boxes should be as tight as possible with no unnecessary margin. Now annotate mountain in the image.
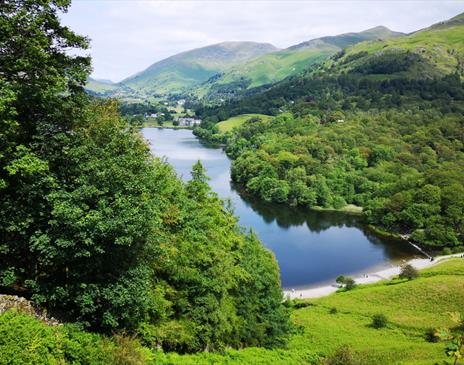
[194,26,404,101]
[198,12,464,120]
[86,77,120,94]
[119,41,278,95]
[92,78,115,85]
[328,13,464,79]
[289,26,403,51]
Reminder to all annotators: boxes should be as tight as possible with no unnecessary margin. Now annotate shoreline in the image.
[283,253,464,300]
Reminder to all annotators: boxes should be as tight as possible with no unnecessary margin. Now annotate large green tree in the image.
[0,0,290,351]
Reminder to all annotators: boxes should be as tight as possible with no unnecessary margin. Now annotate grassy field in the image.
[153,259,464,364]
[217,114,273,133]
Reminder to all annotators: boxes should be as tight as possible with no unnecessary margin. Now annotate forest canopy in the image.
[194,45,464,251]
[0,0,290,352]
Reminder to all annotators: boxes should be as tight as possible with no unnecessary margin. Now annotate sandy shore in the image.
[283,253,464,300]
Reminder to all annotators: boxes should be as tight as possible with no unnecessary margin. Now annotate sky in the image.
[60,0,464,82]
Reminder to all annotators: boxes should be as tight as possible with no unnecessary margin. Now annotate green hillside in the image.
[330,15,464,79]
[4,259,462,364]
[85,77,119,93]
[289,25,403,50]
[217,114,273,133]
[120,41,278,95]
[195,26,404,101]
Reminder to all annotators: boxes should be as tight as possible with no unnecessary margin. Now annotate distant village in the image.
[174,117,202,127]
[139,98,202,127]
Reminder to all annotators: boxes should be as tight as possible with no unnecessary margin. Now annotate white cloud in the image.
[60,0,464,82]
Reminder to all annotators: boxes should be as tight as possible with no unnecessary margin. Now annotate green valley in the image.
[2,1,464,364]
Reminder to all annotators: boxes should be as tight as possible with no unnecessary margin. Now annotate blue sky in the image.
[60,0,464,82]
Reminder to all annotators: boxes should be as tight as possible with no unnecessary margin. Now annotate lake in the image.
[143,128,418,289]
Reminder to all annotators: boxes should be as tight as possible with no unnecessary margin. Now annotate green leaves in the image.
[0,0,290,352]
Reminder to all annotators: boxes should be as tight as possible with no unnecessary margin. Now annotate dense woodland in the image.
[0,0,290,354]
[194,49,464,251]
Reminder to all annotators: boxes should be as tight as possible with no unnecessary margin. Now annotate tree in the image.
[186,160,210,201]
[336,276,356,290]
[344,277,357,290]
[372,314,388,329]
[0,0,291,350]
[399,264,419,280]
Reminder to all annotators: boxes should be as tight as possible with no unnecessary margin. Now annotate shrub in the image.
[425,328,441,343]
[399,264,419,280]
[371,314,388,329]
[335,275,346,284]
[442,247,452,255]
[329,307,338,314]
[344,277,357,290]
[325,345,356,365]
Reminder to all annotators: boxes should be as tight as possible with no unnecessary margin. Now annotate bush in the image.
[442,247,452,255]
[344,277,357,290]
[329,307,338,314]
[399,264,419,280]
[425,328,441,343]
[0,310,155,365]
[325,345,356,365]
[371,314,388,329]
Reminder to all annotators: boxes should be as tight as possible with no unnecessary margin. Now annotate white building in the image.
[176,117,202,126]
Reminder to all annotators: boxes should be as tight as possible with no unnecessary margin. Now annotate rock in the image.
[0,294,61,326]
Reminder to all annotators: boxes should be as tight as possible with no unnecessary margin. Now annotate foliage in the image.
[399,264,419,280]
[335,276,356,290]
[0,0,290,353]
[425,328,441,343]
[371,314,388,329]
[150,258,464,364]
[197,74,464,248]
[344,278,357,291]
[0,310,140,365]
[324,345,357,365]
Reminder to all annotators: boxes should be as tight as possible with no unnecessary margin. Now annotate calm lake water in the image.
[143,128,418,289]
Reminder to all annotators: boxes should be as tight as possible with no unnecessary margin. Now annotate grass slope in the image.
[332,14,464,79]
[153,259,464,364]
[217,114,273,133]
[85,78,119,93]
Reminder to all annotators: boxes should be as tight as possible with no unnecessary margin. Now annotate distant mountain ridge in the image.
[193,26,404,101]
[85,26,405,98]
[196,11,464,121]
[288,26,403,50]
[119,41,278,95]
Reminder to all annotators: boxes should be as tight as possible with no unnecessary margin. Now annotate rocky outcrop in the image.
[0,294,60,326]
